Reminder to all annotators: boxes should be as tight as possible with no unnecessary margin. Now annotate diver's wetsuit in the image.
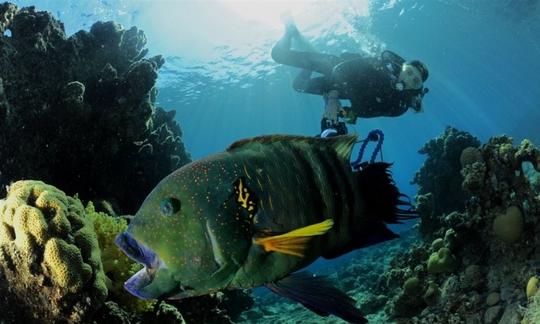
[271,38,420,119]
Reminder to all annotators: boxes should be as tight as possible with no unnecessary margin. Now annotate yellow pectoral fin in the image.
[253,219,334,257]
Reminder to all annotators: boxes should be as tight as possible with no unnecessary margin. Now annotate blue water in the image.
[13,0,540,194]
[11,0,540,310]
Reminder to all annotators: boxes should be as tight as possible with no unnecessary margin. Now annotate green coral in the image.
[460,146,483,167]
[431,238,444,251]
[403,277,422,296]
[492,205,524,244]
[0,180,107,322]
[422,282,440,305]
[427,247,457,274]
[86,202,155,312]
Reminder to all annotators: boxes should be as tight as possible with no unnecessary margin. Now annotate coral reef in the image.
[0,180,107,323]
[0,5,255,324]
[412,126,481,238]
[377,129,540,323]
[0,3,190,214]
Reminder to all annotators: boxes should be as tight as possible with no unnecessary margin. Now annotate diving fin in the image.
[266,272,367,323]
[253,219,333,257]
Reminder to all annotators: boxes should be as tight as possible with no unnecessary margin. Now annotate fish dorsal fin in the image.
[227,134,358,161]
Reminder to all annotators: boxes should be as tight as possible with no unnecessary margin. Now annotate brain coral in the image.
[0,180,107,323]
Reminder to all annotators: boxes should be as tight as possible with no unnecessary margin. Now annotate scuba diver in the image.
[271,18,429,136]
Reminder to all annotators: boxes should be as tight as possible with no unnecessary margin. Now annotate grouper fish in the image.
[115,134,415,323]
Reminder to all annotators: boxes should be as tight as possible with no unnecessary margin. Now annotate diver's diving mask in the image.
[397,62,424,90]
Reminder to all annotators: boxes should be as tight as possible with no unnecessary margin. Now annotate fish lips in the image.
[115,231,160,269]
[115,231,163,299]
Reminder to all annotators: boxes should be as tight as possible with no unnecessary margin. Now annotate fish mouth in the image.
[115,231,164,299]
[115,231,197,299]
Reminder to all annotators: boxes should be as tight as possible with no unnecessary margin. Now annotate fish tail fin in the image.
[357,162,418,224]
[254,219,333,257]
[324,163,417,259]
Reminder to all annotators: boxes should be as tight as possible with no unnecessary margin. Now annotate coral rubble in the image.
[0,3,190,214]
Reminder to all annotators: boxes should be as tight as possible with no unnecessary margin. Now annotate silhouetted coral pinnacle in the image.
[0,4,190,214]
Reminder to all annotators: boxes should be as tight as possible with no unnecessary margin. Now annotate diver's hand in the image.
[342,107,357,124]
[346,115,358,124]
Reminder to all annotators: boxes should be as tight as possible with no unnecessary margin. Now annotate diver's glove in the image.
[341,107,358,124]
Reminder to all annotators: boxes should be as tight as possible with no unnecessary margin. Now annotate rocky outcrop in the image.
[0,3,190,214]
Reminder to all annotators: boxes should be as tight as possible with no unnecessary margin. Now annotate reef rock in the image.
[0,3,190,214]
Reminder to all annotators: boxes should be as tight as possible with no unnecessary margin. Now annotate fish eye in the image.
[160,197,181,216]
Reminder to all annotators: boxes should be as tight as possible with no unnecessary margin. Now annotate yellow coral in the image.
[12,205,49,254]
[86,202,155,312]
[527,276,539,298]
[523,279,540,324]
[44,238,92,291]
[0,180,107,301]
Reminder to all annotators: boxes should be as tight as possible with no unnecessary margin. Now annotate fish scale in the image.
[231,137,361,259]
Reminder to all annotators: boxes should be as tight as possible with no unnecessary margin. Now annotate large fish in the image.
[115,134,415,323]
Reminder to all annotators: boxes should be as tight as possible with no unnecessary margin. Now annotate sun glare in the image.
[217,0,317,28]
